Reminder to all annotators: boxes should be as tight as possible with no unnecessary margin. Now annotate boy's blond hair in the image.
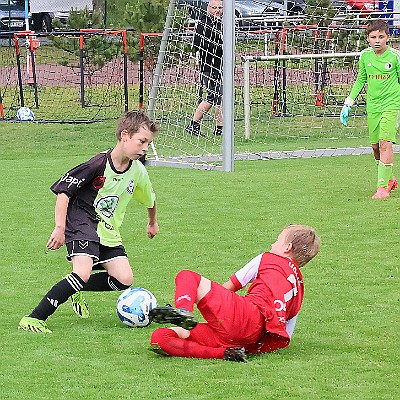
[284,225,320,267]
[366,19,389,36]
[116,110,158,140]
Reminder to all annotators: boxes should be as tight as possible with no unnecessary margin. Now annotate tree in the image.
[51,8,123,85]
[121,0,169,62]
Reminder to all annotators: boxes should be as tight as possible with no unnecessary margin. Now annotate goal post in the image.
[143,0,235,170]
[242,50,362,140]
[140,21,375,168]
[0,29,130,122]
[138,5,400,169]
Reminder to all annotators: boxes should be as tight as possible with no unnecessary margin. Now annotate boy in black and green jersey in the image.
[340,19,400,199]
[19,111,159,333]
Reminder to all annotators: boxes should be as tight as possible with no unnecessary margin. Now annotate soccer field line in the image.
[146,145,400,169]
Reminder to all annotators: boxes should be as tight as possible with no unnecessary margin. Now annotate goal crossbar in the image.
[241,51,361,62]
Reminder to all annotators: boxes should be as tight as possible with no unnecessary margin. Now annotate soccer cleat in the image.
[372,187,390,199]
[149,306,197,330]
[388,177,398,192]
[224,347,247,362]
[213,126,223,136]
[150,345,170,357]
[71,291,89,318]
[18,316,52,333]
[185,121,202,137]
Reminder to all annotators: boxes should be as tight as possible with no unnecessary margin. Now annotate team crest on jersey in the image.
[385,62,392,70]
[95,195,119,218]
[92,176,106,189]
[126,180,134,194]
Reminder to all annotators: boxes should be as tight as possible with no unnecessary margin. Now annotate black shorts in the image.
[201,71,222,106]
[66,240,127,267]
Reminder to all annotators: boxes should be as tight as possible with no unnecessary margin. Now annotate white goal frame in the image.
[242,51,361,140]
[144,0,400,170]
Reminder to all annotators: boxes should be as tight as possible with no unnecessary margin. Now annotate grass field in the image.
[0,121,398,399]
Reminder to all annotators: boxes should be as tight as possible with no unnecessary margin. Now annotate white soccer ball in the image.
[116,287,158,328]
[17,107,34,121]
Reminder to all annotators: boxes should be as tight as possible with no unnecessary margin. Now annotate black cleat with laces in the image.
[224,347,247,362]
[185,121,202,137]
[149,306,197,330]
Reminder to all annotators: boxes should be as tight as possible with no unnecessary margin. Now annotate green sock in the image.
[377,161,393,188]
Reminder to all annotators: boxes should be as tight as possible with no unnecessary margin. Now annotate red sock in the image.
[174,269,201,312]
[150,328,224,359]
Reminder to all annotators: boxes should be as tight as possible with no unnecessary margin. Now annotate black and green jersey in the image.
[51,149,156,247]
[349,46,400,113]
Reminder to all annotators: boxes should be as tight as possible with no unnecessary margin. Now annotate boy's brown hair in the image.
[284,225,320,267]
[116,110,158,140]
[366,19,389,36]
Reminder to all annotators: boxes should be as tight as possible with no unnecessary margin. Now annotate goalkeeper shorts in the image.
[368,109,399,144]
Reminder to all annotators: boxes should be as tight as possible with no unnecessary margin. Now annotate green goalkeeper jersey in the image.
[349,46,400,113]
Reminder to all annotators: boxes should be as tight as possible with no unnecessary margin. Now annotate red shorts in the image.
[188,281,265,348]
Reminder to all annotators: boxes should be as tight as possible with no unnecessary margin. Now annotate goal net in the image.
[141,1,400,169]
[0,29,130,122]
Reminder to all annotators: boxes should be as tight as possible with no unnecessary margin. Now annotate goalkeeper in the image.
[149,225,320,362]
[340,19,400,199]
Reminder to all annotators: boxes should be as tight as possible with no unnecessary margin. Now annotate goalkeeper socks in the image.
[150,328,225,359]
[82,271,130,291]
[30,272,85,321]
[374,159,394,181]
[377,161,393,188]
[174,269,201,312]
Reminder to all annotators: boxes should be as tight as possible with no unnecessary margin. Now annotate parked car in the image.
[29,0,93,32]
[0,0,25,32]
[329,0,353,13]
[276,0,306,14]
[30,10,69,32]
[177,0,286,29]
[345,0,378,13]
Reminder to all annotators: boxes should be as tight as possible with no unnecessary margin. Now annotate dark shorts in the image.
[66,240,127,267]
[201,71,222,106]
[188,281,265,348]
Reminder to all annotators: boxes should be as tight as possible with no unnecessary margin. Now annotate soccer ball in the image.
[17,107,34,121]
[116,287,158,328]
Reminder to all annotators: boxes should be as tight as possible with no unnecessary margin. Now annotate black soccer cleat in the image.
[224,347,247,362]
[149,306,197,330]
[185,121,203,137]
[213,126,223,136]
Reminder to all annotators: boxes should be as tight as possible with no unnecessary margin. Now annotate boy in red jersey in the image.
[149,225,320,362]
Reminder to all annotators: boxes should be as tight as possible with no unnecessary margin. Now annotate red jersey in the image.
[230,252,304,353]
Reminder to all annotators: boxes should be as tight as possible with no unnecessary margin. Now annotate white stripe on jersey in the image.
[234,254,262,287]
[285,315,298,338]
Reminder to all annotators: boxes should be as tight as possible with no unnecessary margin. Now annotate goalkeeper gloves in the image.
[340,97,354,126]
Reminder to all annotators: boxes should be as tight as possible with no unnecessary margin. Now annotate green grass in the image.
[0,121,399,399]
